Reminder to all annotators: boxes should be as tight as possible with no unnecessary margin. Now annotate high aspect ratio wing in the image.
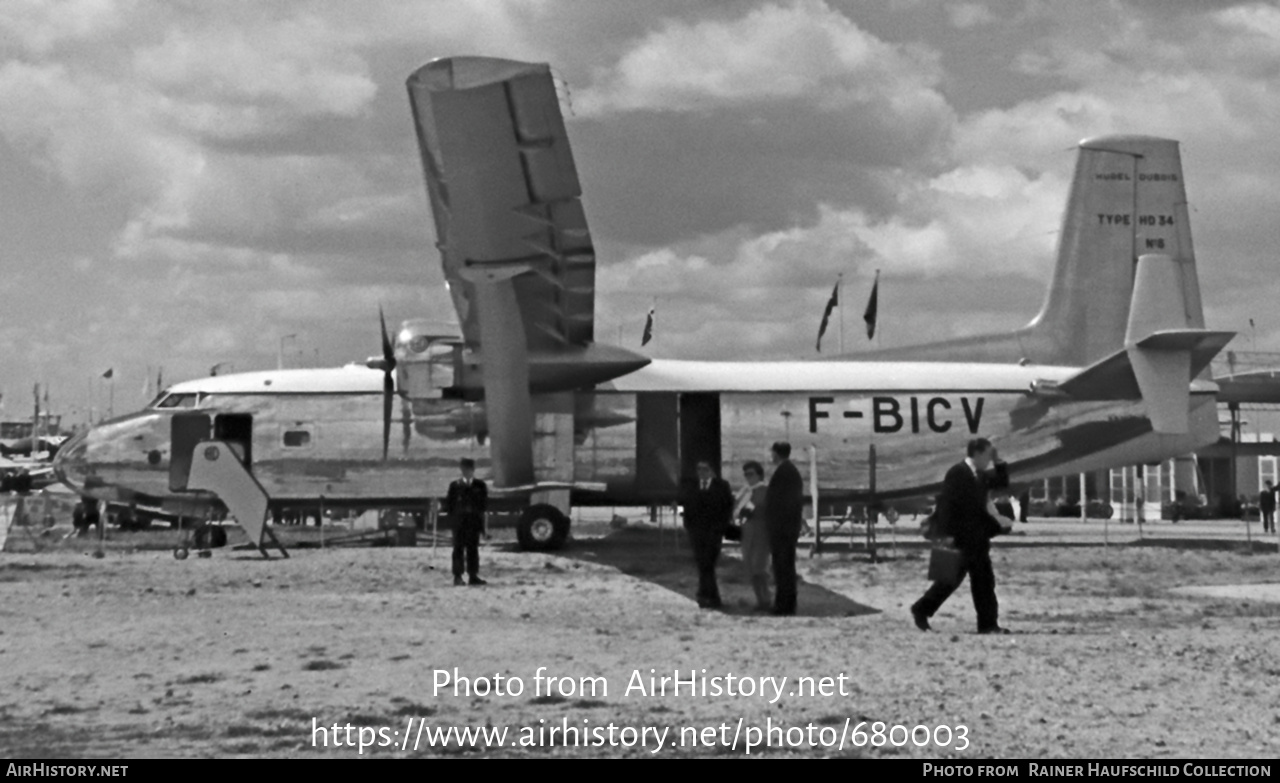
[407,57,595,352]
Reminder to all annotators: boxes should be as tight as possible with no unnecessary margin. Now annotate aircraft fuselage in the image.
[53,360,1221,515]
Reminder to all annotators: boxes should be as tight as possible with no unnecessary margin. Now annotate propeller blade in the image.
[379,306,396,371]
[379,307,396,461]
[383,373,394,461]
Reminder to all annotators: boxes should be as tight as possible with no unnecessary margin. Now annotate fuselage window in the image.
[283,430,311,448]
[156,394,198,409]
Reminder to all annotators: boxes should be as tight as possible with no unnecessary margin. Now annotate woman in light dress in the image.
[734,460,772,610]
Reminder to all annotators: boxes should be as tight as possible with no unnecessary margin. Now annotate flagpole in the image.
[838,273,844,354]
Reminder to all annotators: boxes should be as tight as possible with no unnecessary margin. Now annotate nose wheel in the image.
[173,522,228,561]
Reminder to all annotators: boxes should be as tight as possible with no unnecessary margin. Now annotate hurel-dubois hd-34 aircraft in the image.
[54,56,1233,552]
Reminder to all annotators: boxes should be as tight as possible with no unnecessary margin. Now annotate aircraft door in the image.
[214,414,253,468]
[679,393,722,480]
[170,413,212,491]
[635,393,679,496]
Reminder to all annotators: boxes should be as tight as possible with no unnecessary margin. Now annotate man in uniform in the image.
[681,460,734,609]
[444,458,487,586]
[765,442,805,616]
[911,438,1014,634]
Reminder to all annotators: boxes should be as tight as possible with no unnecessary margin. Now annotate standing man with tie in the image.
[444,457,488,586]
[682,460,734,609]
[911,438,1014,633]
[765,442,805,616]
[1260,480,1276,535]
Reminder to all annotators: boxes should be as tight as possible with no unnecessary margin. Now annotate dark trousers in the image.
[913,547,999,631]
[452,515,482,578]
[686,527,723,606]
[1264,510,1275,533]
[770,529,799,614]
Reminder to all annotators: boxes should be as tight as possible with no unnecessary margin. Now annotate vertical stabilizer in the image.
[856,135,1204,368]
[1026,135,1201,365]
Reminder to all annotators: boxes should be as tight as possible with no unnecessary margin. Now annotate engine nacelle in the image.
[394,319,464,402]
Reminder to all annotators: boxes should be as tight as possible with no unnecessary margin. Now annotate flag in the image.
[863,270,880,340]
[641,306,655,346]
[157,367,163,391]
[815,280,839,352]
[102,368,113,379]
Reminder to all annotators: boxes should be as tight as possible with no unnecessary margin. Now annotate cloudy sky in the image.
[2,0,1278,425]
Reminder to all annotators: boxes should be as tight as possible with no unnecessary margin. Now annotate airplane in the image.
[0,435,67,458]
[53,55,1234,552]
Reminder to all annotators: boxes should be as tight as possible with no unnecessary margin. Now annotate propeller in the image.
[378,307,397,461]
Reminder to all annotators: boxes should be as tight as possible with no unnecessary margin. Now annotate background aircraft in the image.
[54,56,1232,551]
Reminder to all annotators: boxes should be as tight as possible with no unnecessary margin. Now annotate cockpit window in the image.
[156,393,199,409]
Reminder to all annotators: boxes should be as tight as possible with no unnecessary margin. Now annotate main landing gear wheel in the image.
[516,504,570,551]
[173,547,189,560]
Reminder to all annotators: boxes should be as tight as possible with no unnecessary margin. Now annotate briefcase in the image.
[927,545,964,585]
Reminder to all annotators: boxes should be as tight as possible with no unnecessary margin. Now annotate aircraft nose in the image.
[52,429,90,493]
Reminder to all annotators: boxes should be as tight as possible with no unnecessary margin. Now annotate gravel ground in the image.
[1,519,1277,758]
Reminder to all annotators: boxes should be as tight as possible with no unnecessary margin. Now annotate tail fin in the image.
[1024,135,1203,365]
[854,135,1204,367]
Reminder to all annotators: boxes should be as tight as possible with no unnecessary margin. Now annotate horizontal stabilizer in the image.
[1044,255,1234,433]
[1055,329,1234,401]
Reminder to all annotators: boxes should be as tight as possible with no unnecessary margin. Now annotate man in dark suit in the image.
[911,438,1014,633]
[765,441,805,616]
[1260,480,1276,534]
[444,458,488,586]
[682,460,735,608]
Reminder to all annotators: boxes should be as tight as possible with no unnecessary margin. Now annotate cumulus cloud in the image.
[577,0,945,118]
[946,2,997,29]
[133,17,378,128]
[0,0,133,55]
[2,0,1279,416]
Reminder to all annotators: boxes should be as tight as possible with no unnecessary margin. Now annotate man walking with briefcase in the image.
[911,438,1014,634]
